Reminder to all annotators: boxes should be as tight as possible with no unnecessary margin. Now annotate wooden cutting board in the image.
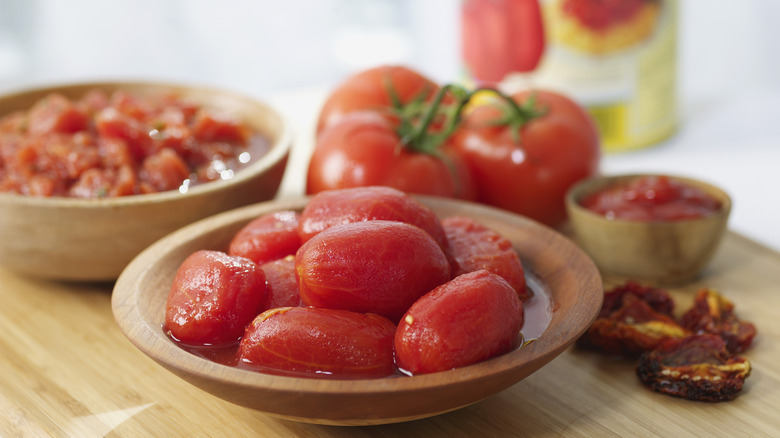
[1,231,777,437]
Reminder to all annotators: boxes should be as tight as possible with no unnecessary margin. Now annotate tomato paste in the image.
[0,89,269,198]
[581,175,722,221]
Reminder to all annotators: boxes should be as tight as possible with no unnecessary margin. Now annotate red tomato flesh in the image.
[259,256,302,311]
[239,307,397,378]
[395,270,524,375]
[442,216,528,301]
[165,250,266,346]
[580,175,723,221]
[295,220,451,322]
[0,89,268,198]
[228,211,302,266]
[297,186,448,250]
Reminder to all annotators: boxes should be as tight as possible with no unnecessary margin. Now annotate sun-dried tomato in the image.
[680,288,757,354]
[583,293,689,357]
[598,280,675,319]
[636,334,751,402]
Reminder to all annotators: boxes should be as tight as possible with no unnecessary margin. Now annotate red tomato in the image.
[450,90,600,227]
[259,256,302,311]
[228,211,302,265]
[442,216,528,301]
[462,0,546,83]
[164,250,266,346]
[296,220,451,322]
[316,65,440,135]
[307,111,476,201]
[239,307,396,378]
[395,270,524,374]
[297,186,448,250]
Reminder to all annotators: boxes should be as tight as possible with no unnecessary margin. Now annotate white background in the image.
[2,0,779,251]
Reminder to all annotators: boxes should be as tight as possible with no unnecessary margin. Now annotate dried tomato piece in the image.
[584,293,689,357]
[636,334,751,402]
[680,289,757,354]
[599,280,675,319]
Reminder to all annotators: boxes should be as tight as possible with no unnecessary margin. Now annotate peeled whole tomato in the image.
[239,307,397,378]
[228,211,301,266]
[295,220,451,322]
[395,270,524,374]
[297,185,448,250]
[442,216,528,301]
[165,250,266,346]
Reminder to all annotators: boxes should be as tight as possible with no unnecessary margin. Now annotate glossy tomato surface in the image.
[395,270,524,375]
[165,250,266,346]
[228,211,301,265]
[307,111,476,200]
[442,216,528,301]
[296,220,450,322]
[239,307,397,378]
[297,186,448,249]
[451,90,600,227]
[259,256,302,311]
[316,65,439,135]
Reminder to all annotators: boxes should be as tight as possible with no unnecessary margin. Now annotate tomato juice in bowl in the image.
[566,173,731,284]
[0,81,291,281]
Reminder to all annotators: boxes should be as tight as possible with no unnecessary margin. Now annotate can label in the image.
[498,0,678,152]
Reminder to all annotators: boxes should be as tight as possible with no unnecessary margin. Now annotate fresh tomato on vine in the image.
[316,65,441,136]
[449,90,600,227]
[308,77,476,200]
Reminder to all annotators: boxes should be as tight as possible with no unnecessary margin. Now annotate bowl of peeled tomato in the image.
[112,186,603,425]
[0,81,291,281]
[566,173,732,284]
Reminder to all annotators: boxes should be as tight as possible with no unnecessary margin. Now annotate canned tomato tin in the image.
[462,0,678,152]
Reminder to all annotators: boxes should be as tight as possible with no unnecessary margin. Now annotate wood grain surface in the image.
[1,231,778,437]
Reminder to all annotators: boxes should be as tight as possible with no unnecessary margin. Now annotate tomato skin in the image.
[450,90,600,227]
[259,256,302,311]
[462,0,546,82]
[395,270,524,375]
[298,186,448,250]
[442,216,528,301]
[165,250,266,346]
[316,65,439,135]
[239,307,396,378]
[228,211,301,265]
[307,111,476,201]
[296,220,451,322]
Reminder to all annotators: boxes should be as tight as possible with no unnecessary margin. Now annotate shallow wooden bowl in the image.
[566,173,731,285]
[112,196,603,425]
[0,82,291,281]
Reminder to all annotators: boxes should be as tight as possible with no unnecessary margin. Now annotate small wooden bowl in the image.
[566,173,732,284]
[112,196,603,425]
[0,82,291,281]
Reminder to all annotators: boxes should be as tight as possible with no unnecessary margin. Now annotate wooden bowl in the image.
[566,173,732,284]
[112,196,603,425]
[0,82,291,281]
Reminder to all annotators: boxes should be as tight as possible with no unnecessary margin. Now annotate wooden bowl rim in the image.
[112,196,603,398]
[0,80,292,209]
[566,172,733,226]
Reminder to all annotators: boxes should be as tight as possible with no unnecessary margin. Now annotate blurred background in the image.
[1,0,779,249]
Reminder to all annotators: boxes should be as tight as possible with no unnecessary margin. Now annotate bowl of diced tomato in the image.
[0,81,291,281]
[112,187,603,425]
[566,173,732,284]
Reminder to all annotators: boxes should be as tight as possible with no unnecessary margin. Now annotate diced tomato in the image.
[28,94,88,135]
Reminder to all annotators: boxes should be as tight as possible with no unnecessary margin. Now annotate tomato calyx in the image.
[385,83,471,158]
[473,88,548,143]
